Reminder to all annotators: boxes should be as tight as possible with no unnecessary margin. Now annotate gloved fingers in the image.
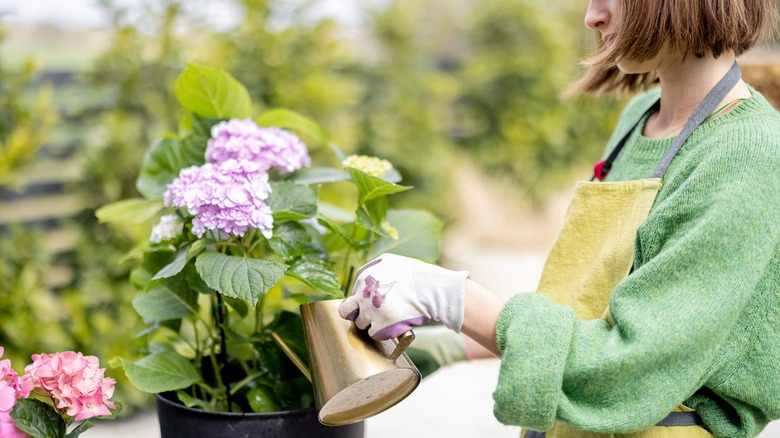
[355,310,373,331]
[370,317,431,341]
[338,295,360,321]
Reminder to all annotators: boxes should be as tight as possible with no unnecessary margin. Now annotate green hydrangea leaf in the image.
[152,248,189,280]
[288,167,350,184]
[132,279,199,321]
[256,108,326,145]
[268,222,311,260]
[369,209,443,262]
[10,398,66,438]
[356,197,389,236]
[191,115,224,140]
[136,137,205,200]
[266,311,309,368]
[285,254,342,297]
[95,198,163,224]
[65,420,94,438]
[247,386,281,413]
[195,252,287,307]
[120,352,202,393]
[175,390,216,411]
[267,181,318,222]
[223,295,249,317]
[347,168,411,205]
[175,63,252,119]
[184,262,215,295]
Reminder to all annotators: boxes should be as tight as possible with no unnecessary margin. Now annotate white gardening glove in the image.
[338,253,470,340]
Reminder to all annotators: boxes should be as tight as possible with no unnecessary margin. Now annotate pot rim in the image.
[155,392,319,418]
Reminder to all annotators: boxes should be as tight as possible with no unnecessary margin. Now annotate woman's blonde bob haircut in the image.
[571,0,780,95]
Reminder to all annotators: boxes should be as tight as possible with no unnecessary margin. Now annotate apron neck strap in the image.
[650,61,742,178]
[592,61,742,181]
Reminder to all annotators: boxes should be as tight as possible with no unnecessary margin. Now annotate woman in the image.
[339,1,780,437]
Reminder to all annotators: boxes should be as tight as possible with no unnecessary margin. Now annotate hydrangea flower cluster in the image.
[164,119,311,238]
[0,348,26,438]
[149,214,183,243]
[342,155,393,177]
[0,347,117,437]
[21,352,116,422]
[165,159,274,238]
[205,119,311,173]
[380,220,399,240]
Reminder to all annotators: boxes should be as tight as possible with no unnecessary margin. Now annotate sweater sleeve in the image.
[492,122,780,432]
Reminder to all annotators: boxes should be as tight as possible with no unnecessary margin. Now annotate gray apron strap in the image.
[593,61,741,182]
[656,411,704,426]
[523,411,704,437]
[650,61,741,178]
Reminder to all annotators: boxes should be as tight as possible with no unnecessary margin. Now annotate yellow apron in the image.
[525,180,712,438]
[520,62,742,438]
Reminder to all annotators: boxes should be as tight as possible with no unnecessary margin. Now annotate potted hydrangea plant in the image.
[96,63,442,437]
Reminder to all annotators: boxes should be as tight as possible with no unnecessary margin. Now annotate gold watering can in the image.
[273,300,420,426]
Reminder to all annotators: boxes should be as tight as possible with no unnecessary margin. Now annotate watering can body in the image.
[300,300,421,426]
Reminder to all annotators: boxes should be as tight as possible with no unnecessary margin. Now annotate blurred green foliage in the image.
[0,58,57,190]
[0,0,621,410]
[454,1,621,203]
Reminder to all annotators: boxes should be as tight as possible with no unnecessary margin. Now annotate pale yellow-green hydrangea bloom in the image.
[381,220,399,240]
[342,155,393,177]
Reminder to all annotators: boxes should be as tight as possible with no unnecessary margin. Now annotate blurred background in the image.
[1,0,779,434]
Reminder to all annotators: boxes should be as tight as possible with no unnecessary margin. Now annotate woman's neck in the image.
[643,52,751,139]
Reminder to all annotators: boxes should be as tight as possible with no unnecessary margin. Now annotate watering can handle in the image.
[389,330,415,361]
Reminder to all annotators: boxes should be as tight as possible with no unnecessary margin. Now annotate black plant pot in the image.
[155,392,365,438]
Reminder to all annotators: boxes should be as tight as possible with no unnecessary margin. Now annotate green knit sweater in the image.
[493,87,780,438]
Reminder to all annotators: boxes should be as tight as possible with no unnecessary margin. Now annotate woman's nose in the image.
[584,0,611,31]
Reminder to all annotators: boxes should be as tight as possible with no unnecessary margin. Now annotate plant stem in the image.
[206,335,225,406]
[343,266,355,296]
[340,250,352,296]
[340,224,361,296]
[229,372,266,396]
[255,293,265,333]
[214,293,232,411]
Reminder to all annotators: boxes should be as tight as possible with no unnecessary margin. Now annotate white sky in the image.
[0,0,367,29]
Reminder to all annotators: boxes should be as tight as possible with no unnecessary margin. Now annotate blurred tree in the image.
[84,0,185,204]
[193,0,362,160]
[345,0,465,217]
[454,0,621,205]
[0,56,57,190]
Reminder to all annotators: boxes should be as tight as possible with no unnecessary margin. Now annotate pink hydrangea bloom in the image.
[0,410,29,438]
[22,351,116,423]
[66,388,111,422]
[205,119,311,173]
[0,347,28,438]
[164,159,274,238]
[0,347,20,412]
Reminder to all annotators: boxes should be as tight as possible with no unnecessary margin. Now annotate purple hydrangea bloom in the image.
[205,119,311,173]
[164,159,274,238]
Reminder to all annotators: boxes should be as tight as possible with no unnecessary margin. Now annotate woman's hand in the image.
[338,253,470,340]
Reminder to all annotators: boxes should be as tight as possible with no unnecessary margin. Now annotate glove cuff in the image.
[421,269,470,332]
